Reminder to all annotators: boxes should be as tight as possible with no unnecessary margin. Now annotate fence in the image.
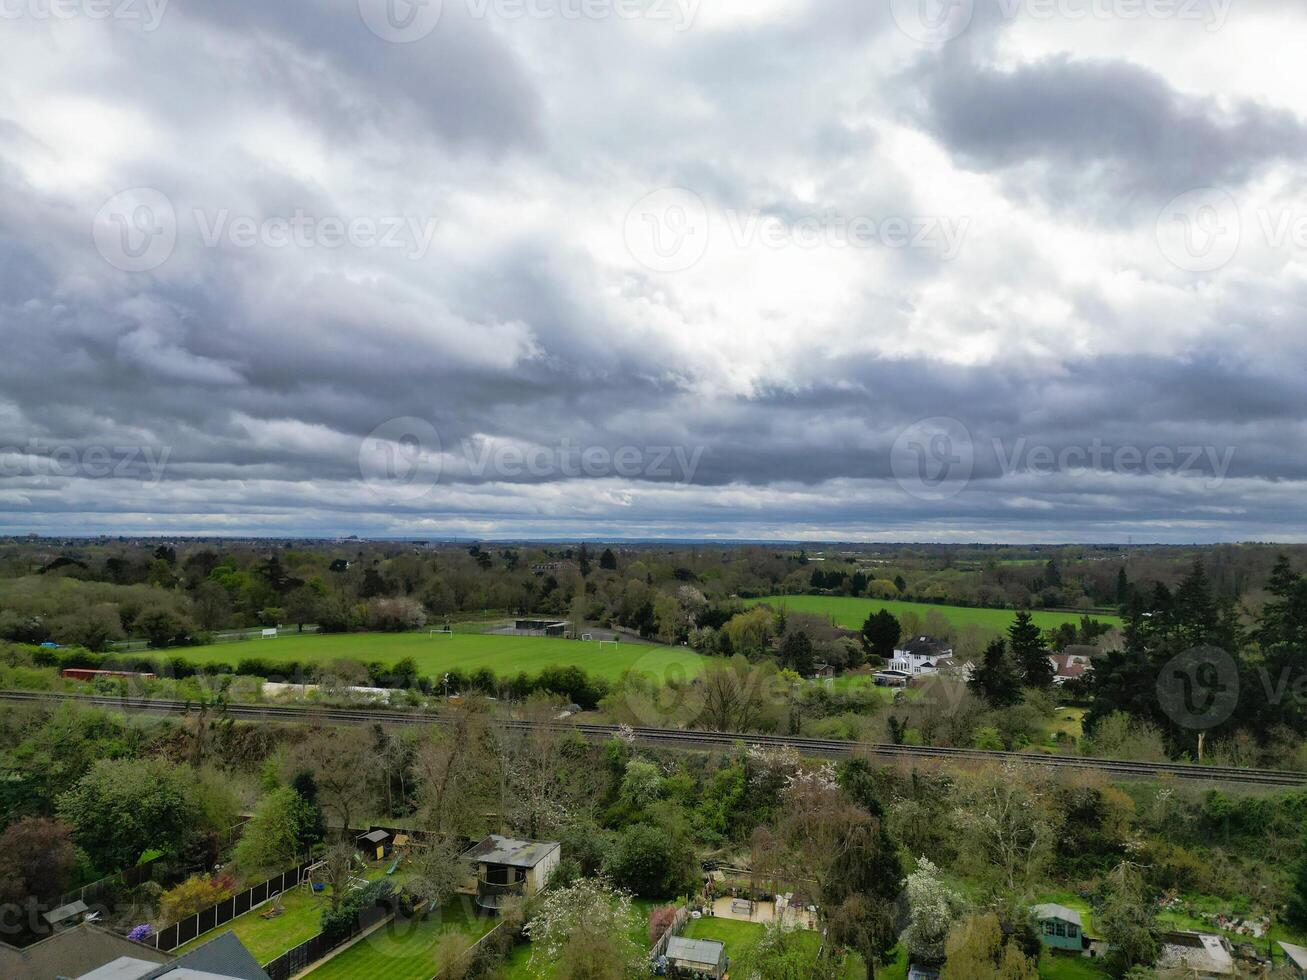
[431,919,505,979]
[53,857,160,913]
[150,860,315,952]
[263,895,394,980]
[649,906,690,962]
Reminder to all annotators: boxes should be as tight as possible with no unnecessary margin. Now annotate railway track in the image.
[3,688,1304,788]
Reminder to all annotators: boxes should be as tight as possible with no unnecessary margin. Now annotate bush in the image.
[320,880,394,944]
[160,873,236,922]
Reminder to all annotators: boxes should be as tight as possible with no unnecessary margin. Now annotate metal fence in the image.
[262,896,393,980]
[150,860,314,952]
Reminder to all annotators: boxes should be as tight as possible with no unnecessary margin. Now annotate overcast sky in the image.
[1,0,1305,542]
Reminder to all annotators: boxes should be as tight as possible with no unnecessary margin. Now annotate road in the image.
[3,689,1304,788]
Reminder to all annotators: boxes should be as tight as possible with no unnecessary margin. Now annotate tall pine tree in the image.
[1008,611,1052,688]
[968,638,1023,707]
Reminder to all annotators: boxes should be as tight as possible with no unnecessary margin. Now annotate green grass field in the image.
[745,595,1120,632]
[175,862,402,964]
[303,899,494,980]
[172,631,706,684]
[1039,953,1110,978]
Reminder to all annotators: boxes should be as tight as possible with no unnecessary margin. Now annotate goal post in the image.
[429,628,453,638]
[581,633,594,641]
[598,640,619,651]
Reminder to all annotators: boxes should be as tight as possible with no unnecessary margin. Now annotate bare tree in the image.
[495,693,580,839]
[293,727,376,837]
[413,701,495,838]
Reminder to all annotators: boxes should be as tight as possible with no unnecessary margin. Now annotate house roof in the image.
[1032,904,1082,927]
[462,834,560,869]
[1280,941,1307,969]
[136,932,269,980]
[897,636,952,657]
[1048,654,1089,679]
[1158,932,1235,977]
[665,936,725,966]
[359,829,391,844]
[0,924,170,980]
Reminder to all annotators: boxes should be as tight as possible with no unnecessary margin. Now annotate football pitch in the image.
[174,630,706,683]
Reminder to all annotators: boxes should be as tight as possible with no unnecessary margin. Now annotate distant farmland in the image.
[174,631,706,683]
[744,595,1121,632]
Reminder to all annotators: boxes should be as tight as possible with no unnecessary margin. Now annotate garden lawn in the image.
[175,863,403,964]
[680,915,822,960]
[303,900,493,980]
[174,878,342,965]
[746,595,1120,632]
[1038,952,1111,978]
[172,631,706,684]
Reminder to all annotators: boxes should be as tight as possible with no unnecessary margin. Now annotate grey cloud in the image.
[909,52,1307,211]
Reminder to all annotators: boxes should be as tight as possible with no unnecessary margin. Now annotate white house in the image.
[890,636,955,676]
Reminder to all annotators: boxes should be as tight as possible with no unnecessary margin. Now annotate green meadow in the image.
[172,630,706,684]
[744,595,1120,632]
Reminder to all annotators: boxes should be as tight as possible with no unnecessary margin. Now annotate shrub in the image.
[320,879,394,944]
[159,873,236,922]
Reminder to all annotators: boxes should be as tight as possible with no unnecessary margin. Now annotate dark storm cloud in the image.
[1,0,1306,541]
[909,52,1307,209]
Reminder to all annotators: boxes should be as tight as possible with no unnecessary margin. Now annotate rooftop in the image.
[1032,903,1082,927]
[463,834,560,869]
[665,936,725,966]
[1280,941,1307,970]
